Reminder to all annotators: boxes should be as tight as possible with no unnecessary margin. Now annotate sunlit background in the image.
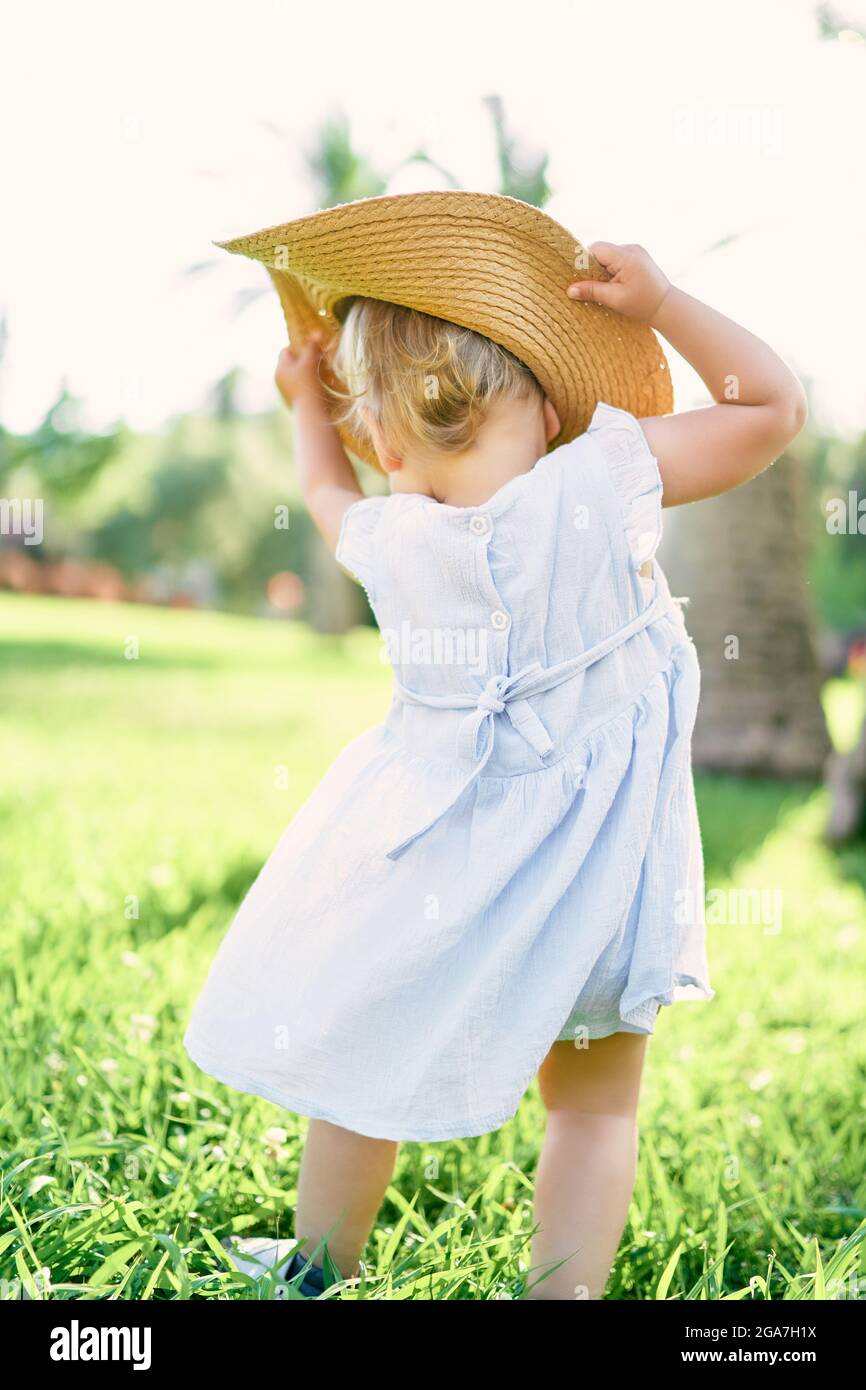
[2,0,866,434]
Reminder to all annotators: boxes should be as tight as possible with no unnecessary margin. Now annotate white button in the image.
[491,609,509,631]
[469,515,491,538]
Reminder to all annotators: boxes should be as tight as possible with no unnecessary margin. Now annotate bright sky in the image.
[2,0,865,437]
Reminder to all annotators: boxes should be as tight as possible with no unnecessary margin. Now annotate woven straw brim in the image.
[216,191,673,471]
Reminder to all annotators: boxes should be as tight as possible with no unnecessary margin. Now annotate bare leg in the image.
[294,1118,399,1276]
[528,1031,649,1300]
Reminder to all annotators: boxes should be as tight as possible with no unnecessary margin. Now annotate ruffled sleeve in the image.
[335,495,387,601]
[587,402,663,570]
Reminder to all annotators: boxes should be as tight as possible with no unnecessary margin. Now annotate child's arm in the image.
[274,336,363,549]
[568,244,808,507]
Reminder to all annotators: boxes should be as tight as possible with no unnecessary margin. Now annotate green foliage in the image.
[1,596,864,1300]
[484,95,551,208]
[0,391,123,497]
[305,113,387,209]
[816,4,866,42]
[5,407,334,613]
[802,426,866,632]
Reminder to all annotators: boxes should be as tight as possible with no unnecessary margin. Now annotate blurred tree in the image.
[816,4,866,41]
[826,715,866,842]
[807,429,866,632]
[306,113,387,208]
[0,317,122,499]
[654,220,833,777]
[660,451,830,777]
[210,368,242,423]
[659,0,863,790]
[484,95,551,207]
[384,149,460,192]
[80,408,320,611]
[0,388,122,498]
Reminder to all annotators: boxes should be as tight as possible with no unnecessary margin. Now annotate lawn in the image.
[1,594,864,1300]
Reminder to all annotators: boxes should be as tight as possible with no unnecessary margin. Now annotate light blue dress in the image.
[184,403,713,1142]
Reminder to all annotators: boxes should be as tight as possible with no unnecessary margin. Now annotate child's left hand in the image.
[572,243,807,511]
[274,333,325,407]
[567,243,671,324]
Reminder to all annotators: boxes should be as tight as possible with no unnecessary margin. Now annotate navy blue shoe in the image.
[284,1250,327,1298]
[223,1236,336,1299]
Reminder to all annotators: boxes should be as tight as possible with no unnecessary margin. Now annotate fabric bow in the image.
[455,665,556,766]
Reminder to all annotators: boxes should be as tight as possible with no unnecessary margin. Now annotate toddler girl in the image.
[185,213,806,1300]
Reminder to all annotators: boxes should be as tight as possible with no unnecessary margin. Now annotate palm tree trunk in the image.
[659,454,830,777]
[306,531,369,635]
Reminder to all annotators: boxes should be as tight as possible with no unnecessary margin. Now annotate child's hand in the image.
[275,327,362,552]
[274,333,325,407]
[567,243,671,323]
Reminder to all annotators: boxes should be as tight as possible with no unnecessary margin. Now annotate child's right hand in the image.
[274,333,325,407]
[567,243,671,324]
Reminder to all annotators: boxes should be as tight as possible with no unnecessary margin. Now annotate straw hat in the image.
[216,191,673,470]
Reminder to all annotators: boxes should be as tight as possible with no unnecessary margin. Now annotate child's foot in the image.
[222,1236,327,1299]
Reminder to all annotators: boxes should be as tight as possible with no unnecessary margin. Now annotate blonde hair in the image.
[331,298,543,460]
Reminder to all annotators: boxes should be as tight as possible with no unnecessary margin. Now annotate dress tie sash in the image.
[386,592,676,859]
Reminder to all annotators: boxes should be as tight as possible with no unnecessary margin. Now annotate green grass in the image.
[1,594,865,1301]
